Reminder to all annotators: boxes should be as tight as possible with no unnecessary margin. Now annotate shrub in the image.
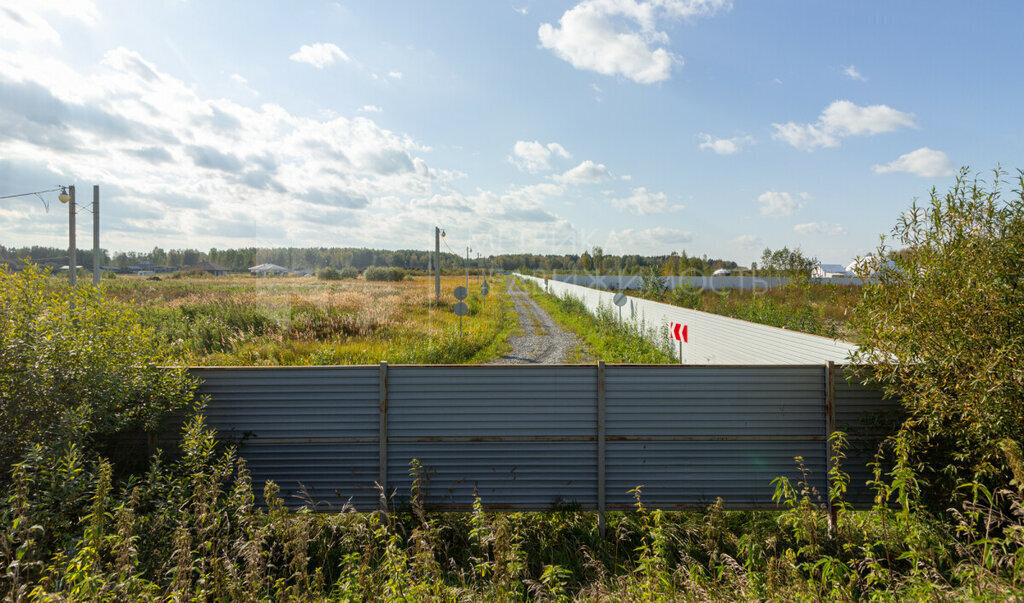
[640,266,668,299]
[339,267,359,279]
[853,167,1024,494]
[316,267,342,280]
[363,266,405,281]
[0,266,197,477]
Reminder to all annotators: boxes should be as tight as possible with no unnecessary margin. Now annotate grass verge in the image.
[518,278,674,364]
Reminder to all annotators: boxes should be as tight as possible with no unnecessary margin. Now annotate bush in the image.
[640,266,668,299]
[0,266,197,477]
[339,267,359,279]
[363,266,405,282]
[852,167,1024,494]
[316,267,342,280]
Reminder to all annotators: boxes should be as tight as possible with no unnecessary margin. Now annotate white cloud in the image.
[0,0,98,46]
[387,71,402,79]
[229,73,259,96]
[556,159,611,184]
[698,133,753,155]
[607,227,693,255]
[757,191,805,217]
[843,65,866,81]
[359,105,383,113]
[0,44,596,254]
[509,140,572,172]
[609,187,681,214]
[289,43,350,68]
[794,221,846,235]
[537,0,729,84]
[872,147,955,178]
[733,234,761,247]
[772,100,916,150]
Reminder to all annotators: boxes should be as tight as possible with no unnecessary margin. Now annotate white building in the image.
[812,263,852,278]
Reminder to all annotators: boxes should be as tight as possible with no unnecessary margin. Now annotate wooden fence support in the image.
[597,360,607,538]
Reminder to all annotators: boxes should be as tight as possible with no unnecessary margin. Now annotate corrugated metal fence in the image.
[168,363,897,513]
[515,273,858,365]
[550,274,874,290]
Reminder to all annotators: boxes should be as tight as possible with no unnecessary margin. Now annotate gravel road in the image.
[487,277,579,364]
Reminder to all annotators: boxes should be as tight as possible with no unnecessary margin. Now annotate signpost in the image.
[613,291,627,323]
[453,286,469,336]
[480,279,489,297]
[670,322,688,363]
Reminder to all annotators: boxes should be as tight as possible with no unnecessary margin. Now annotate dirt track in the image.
[486,278,578,364]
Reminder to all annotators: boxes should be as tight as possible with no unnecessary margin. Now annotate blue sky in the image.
[1,1,1021,265]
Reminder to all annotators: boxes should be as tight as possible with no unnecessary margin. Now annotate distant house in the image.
[712,268,731,276]
[812,263,852,278]
[845,255,895,277]
[182,261,230,276]
[248,263,290,276]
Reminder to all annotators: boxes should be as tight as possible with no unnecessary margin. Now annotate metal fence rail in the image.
[166,363,898,514]
[515,273,858,365]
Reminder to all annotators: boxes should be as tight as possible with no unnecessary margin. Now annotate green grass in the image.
[105,274,517,365]
[641,278,861,341]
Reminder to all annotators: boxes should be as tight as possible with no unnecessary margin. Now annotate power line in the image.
[0,187,62,201]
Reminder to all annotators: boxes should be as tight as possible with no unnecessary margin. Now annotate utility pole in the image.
[92,185,100,286]
[465,246,472,290]
[434,227,441,304]
[68,185,76,287]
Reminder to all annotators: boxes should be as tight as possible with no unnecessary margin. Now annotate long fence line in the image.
[161,363,897,515]
[514,273,857,365]
[547,274,876,291]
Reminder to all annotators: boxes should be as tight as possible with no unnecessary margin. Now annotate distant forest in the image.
[0,244,739,276]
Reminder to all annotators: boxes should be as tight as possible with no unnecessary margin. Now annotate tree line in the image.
[1,244,741,275]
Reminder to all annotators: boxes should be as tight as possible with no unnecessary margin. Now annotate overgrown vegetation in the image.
[6,422,1024,600]
[5,169,1024,599]
[99,274,514,365]
[635,276,857,340]
[520,278,675,363]
[0,267,196,478]
[852,168,1024,502]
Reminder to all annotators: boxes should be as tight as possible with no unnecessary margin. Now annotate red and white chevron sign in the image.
[671,322,688,342]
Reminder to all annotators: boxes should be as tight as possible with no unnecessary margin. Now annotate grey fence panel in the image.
[387,366,598,509]
[387,366,597,438]
[606,440,827,509]
[167,364,899,513]
[190,366,380,509]
[833,368,901,507]
[388,441,597,510]
[605,365,828,508]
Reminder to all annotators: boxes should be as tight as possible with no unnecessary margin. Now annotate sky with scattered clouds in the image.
[1,0,1021,265]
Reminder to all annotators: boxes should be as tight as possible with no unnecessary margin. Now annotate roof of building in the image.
[249,263,290,273]
[184,261,230,272]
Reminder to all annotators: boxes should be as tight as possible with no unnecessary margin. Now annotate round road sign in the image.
[481,285,489,296]
[613,292,627,307]
[453,301,469,316]
[454,286,468,300]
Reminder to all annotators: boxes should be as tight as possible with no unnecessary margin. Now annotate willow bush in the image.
[0,266,196,477]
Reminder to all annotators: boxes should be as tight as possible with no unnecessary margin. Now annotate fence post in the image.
[379,361,389,513]
[825,360,837,534]
[597,360,607,538]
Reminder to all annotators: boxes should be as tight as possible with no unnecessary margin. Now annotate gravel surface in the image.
[487,278,579,364]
